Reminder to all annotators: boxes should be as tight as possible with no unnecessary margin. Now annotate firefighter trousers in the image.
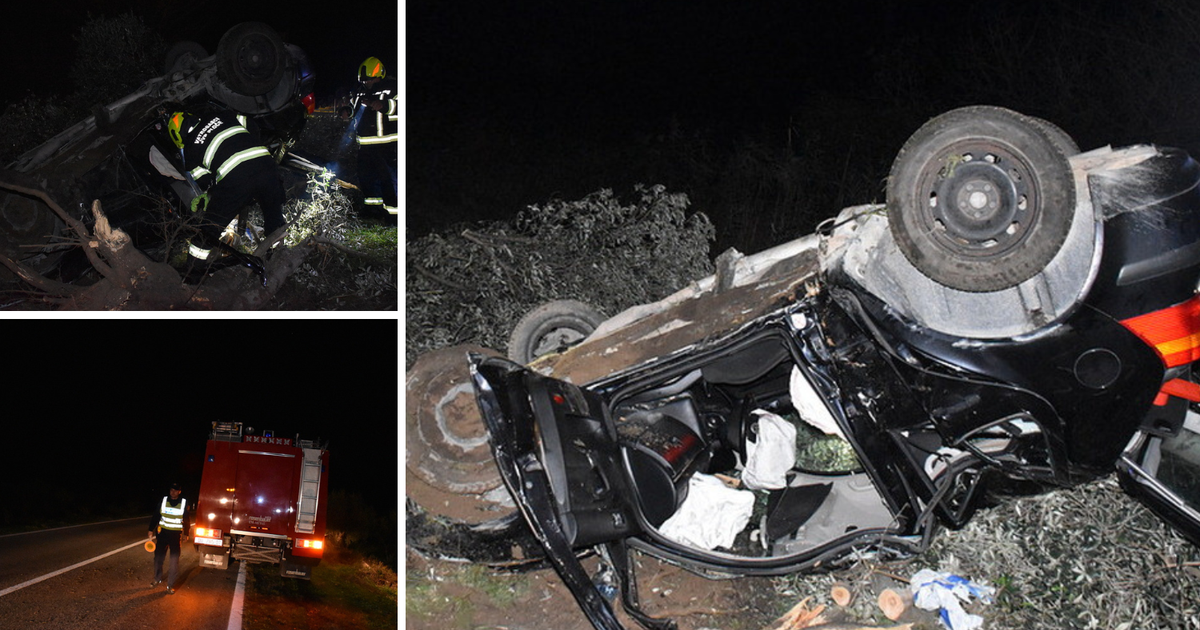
[194,158,287,249]
[358,144,397,216]
[153,530,182,587]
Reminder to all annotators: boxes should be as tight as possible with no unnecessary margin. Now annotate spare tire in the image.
[163,41,208,75]
[508,300,605,364]
[887,106,1076,293]
[216,22,286,97]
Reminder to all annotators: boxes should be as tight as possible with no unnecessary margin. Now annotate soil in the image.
[405,546,786,630]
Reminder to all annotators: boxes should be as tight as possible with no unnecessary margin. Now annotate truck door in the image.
[234,449,297,537]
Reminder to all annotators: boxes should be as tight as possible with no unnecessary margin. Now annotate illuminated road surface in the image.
[0,518,242,630]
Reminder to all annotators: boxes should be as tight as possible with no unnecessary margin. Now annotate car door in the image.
[470,353,639,630]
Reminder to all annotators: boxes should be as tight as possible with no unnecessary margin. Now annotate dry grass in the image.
[776,477,1200,629]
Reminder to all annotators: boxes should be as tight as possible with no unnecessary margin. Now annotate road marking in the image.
[0,539,144,597]
[227,562,247,630]
[0,517,145,538]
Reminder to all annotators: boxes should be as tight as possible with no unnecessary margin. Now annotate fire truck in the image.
[192,421,329,579]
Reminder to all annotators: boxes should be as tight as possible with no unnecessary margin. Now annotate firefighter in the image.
[351,56,398,219]
[148,482,190,594]
[166,108,287,279]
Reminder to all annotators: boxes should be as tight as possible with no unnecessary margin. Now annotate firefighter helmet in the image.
[167,112,187,149]
[358,57,386,82]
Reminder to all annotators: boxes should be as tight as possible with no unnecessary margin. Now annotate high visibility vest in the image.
[159,497,186,531]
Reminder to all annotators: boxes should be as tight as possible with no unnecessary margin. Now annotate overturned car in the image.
[0,21,318,281]
[406,106,1200,630]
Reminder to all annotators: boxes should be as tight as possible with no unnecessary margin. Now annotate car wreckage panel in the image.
[441,110,1200,630]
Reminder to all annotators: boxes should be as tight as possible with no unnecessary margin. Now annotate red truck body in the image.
[192,421,329,579]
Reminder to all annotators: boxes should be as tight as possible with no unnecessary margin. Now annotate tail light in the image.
[297,538,323,550]
[1121,295,1200,404]
[1120,295,1200,368]
[193,527,223,546]
[302,93,315,115]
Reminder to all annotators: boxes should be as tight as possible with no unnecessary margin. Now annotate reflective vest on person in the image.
[179,113,272,190]
[159,497,186,531]
[354,80,398,147]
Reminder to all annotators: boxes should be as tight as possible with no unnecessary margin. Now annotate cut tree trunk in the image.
[0,172,318,310]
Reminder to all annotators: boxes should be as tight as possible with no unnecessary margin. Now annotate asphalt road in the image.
[0,518,243,630]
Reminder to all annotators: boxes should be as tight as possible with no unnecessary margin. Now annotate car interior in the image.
[610,334,896,559]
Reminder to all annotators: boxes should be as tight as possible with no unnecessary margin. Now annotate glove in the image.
[190,192,209,214]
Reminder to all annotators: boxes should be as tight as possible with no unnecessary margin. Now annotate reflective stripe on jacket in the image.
[354,80,399,146]
[180,113,272,189]
[159,497,186,531]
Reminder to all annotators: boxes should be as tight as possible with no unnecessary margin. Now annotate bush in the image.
[325,489,396,569]
[405,184,715,366]
[0,13,163,166]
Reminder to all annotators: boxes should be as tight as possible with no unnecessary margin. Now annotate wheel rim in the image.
[405,345,513,523]
[232,33,279,82]
[920,141,1040,261]
[530,326,588,358]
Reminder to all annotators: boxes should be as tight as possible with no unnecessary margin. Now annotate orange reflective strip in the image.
[1120,295,1200,368]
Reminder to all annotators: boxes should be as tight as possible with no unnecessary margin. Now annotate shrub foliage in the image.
[406,184,714,366]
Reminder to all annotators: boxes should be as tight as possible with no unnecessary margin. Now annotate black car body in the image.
[426,108,1200,630]
[0,22,316,279]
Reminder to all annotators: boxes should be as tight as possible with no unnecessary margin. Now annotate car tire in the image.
[163,41,208,75]
[216,22,286,97]
[887,106,1076,293]
[406,345,513,523]
[507,300,605,364]
[1028,115,1080,157]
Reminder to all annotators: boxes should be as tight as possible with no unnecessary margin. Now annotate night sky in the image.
[0,0,399,109]
[408,0,1200,250]
[6,318,398,525]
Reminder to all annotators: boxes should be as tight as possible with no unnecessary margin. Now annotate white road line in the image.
[0,539,145,598]
[0,517,145,538]
[226,562,247,630]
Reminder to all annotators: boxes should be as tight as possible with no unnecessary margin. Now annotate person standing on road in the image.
[148,482,190,594]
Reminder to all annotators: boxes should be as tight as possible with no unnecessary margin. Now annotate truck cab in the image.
[192,421,330,579]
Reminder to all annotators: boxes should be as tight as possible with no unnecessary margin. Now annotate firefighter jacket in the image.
[179,112,273,190]
[153,497,189,533]
[354,79,398,148]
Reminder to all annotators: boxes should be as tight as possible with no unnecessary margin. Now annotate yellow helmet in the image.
[358,57,386,82]
[167,112,187,149]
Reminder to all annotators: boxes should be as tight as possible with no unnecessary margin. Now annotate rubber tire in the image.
[888,106,1076,293]
[507,300,605,364]
[216,22,286,97]
[163,41,208,75]
[1028,116,1080,157]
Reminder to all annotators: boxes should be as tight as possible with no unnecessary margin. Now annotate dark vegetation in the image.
[326,488,398,569]
[406,185,714,366]
[0,13,164,165]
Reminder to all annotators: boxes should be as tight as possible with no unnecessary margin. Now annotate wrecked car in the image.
[407,106,1200,630]
[0,21,319,281]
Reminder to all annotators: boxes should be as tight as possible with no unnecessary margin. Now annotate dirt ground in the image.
[405,546,783,630]
[404,543,946,630]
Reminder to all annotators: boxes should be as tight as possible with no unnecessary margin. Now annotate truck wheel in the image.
[406,345,514,523]
[163,41,208,75]
[507,300,605,364]
[888,106,1076,292]
[216,22,286,97]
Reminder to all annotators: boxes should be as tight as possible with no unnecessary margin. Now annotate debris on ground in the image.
[909,570,994,630]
